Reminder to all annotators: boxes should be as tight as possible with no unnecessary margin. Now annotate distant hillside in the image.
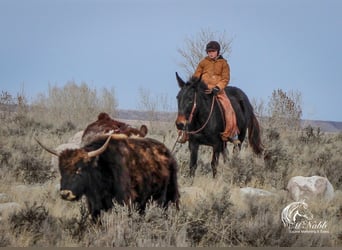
[1,105,341,133]
[300,120,342,133]
[117,109,342,133]
[117,109,177,122]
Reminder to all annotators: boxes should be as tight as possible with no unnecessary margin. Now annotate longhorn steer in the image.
[37,134,180,221]
[81,112,148,146]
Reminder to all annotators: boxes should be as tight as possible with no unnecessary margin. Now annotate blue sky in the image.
[1,0,341,121]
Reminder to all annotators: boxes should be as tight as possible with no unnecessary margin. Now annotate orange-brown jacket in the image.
[193,55,230,90]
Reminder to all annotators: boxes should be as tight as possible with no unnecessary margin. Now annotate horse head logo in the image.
[281,200,313,228]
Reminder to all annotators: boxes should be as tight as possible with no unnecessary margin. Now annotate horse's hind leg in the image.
[211,149,220,178]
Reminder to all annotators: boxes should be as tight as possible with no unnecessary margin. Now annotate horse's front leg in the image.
[189,142,199,177]
[211,148,220,178]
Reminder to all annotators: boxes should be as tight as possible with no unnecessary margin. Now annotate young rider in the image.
[193,41,240,145]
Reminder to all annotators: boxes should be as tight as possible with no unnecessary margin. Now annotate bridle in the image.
[184,92,216,135]
[172,92,216,153]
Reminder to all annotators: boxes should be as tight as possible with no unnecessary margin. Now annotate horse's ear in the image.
[175,72,185,88]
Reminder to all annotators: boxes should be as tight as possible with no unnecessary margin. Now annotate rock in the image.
[239,187,277,198]
[286,175,335,202]
[230,187,280,217]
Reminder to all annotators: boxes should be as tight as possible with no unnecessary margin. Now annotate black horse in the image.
[175,72,263,178]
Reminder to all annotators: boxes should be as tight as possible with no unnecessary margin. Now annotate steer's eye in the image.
[76,168,82,175]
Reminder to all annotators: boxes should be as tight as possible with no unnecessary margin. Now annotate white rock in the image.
[239,187,277,197]
[286,176,335,202]
[230,187,280,216]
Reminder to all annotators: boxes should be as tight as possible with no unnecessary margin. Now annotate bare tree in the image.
[177,28,233,76]
[137,87,158,122]
[31,81,118,128]
[267,89,302,131]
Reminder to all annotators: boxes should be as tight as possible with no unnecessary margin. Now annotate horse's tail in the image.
[228,86,263,155]
[248,112,264,155]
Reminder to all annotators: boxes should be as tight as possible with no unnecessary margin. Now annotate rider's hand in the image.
[205,86,220,95]
[212,86,220,95]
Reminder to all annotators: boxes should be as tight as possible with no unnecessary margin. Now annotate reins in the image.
[187,93,216,135]
[171,133,182,154]
[171,92,216,154]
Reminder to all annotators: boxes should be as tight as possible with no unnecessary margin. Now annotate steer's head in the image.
[58,149,94,201]
[36,134,127,201]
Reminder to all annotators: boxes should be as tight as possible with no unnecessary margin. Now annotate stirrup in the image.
[230,134,241,146]
[232,138,241,146]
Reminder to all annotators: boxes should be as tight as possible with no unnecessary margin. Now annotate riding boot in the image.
[221,132,240,146]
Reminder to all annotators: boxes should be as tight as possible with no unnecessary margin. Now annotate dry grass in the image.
[0,87,341,247]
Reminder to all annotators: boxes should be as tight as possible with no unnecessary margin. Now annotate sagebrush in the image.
[0,84,341,247]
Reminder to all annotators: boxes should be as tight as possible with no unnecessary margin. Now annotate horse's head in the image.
[175,72,208,131]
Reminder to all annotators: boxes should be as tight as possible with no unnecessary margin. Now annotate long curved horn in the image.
[111,133,128,139]
[35,137,59,157]
[87,135,112,158]
[87,133,128,158]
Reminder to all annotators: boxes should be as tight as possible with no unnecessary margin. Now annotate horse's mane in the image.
[188,77,208,91]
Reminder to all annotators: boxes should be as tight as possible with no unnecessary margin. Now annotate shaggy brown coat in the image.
[58,135,180,221]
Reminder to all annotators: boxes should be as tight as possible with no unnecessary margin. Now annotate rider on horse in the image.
[193,41,240,145]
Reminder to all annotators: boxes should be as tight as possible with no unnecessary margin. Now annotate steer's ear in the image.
[175,72,185,88]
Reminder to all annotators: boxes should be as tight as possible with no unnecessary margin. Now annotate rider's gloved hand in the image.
[212,86,220,95]
[205,86,220,95]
